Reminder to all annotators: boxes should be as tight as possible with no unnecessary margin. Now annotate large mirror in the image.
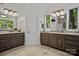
[0,17,13,29]
[46,15,51,28]
[69,8,78,29]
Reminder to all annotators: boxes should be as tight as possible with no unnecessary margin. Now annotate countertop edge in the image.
[0,32,25,34]
[41,32,79,36]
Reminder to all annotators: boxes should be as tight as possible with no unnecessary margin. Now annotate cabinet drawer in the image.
[41,38,48,43]
[65,35,79,40]
[41,33,50,37]
[41,38,48,45]
[65,43,79,48]
[65,44,77,49]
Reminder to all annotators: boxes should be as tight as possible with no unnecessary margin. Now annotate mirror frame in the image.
[66,8,79,32]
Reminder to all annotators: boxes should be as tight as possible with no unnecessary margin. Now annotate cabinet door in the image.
[64,35,79,55]
[49,34,57,48]
[40,33,49,46]
[18,33,24,45]
[56,34,65,50]
[0,34,6,51]
[13,33,19,46]
[6,34,15,49]
[64,35,79,49]
[62,37,65,50]
[56,35,62,49]
[14,33,24,46]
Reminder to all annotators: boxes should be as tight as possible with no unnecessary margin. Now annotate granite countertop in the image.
[41,32,79,35]
[0,31,25,34]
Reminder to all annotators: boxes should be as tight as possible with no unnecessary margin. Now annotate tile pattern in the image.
[0,45,72,56]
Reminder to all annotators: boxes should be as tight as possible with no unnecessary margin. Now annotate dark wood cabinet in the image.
[0,32,25,52]
[6,34,15,49]
[64,35,79,55]
[14,33,24,46]
[56,34,65,50]
[56,35,62,49]
[49,34,57,48]
[0,34,6,51]
[41,33,49,46]
[40,32,79,55]
[40,33,65,50]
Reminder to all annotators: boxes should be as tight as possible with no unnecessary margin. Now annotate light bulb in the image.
[5,9,8,12]
[10,11,13,14]
[1,15,6,17]
[13,13,18,16]
[4,10,8,14]
[56,11,60,16]
[60,10,65,15]
[4,8,8,14]
[52,13,56,16]
[9,10,13,15]
[60,16,64,18]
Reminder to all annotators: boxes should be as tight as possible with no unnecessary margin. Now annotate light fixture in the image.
[52,9,65,18]
[4,8,18,16]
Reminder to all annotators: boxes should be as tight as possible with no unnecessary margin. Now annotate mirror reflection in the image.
[69,8,78,29]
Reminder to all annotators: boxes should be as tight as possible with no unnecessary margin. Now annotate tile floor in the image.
[0,45,72,56]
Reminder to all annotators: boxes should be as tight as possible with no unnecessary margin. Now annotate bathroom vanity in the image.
[0,32,25,52]
[40,32,79,55]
